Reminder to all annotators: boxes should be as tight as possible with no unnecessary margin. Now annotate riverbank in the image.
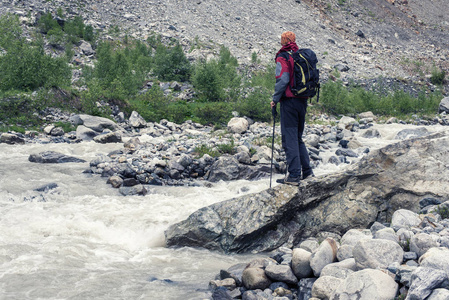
[1,110,449,299]
[2,101,449,193]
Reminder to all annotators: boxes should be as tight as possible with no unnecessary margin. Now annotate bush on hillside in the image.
[0,14,22,49]
[193,102,233,125]
[37,12,60,34]
[83,40,152,99]
[0,93,41,130]
[320,80,442,116]
[0,40,71,91]
[430,67,446,85]
[192,59,225,102]
[192,46,241,102]
[153,42,191,82]
[129,85,168,122]
[0,11,444,131]
[235,89,272,122]
[38,12,96,45]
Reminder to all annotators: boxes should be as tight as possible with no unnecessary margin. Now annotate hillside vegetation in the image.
[0,0,447,132]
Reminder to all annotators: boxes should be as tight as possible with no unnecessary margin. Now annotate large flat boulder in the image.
[70,114,119,132]
[165,130,449,253]
[29,151,86,163]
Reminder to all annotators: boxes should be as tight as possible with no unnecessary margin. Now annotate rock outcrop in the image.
[165,130,449,253]
[28,151,86,163]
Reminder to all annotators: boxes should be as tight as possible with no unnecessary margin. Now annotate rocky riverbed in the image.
[207,205,449,300]
[0,96,447,195]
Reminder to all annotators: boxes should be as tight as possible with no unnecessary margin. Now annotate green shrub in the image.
[128,84,167,121]
[319,80,442,117]
[430,67,446,85]
[79,79,113,117]
[216,139,236,154]
[251,52,258,64]
[47,27,65,45]
[37,12,60,34]
[192,46,241,102]
[192,102,233,125]
[435,205,449,219]
[54,121,75,132]
[86,40,151,98]
[64,16,85,44]
[232,64,276,121]
[164,101,192,124]
[0,14,23,50]
[65,43,75,61]
[38,12,96,46]
[147,33,162,49]
[320,80,351,115]
[218,46,241,100]
[399,238,410,252]
[153,43,191,81]
[0,39,71,91]
[33,88,83,112]
[192,59,224,101]
[193,144,220,158]
[248,64,275,90]
[0,94,42,130]
[84,25,95,42]
[236,89,272,122]
[0,14,71,92]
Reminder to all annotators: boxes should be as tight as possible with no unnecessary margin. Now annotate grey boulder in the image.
[410,233,439,258]
[129,111,146,128]
[310,238,338,277]
[406,267,449,300]
[312,276,343,300]
[391,209,421,228]
[439,97,449,114]
[353,238,403,270]
[427,288,449,300]
[76,125,98,141]
[264,264,297,285]
[242,267,271,290]
[70,114,119,132]
[93,132,122,143]
[291,248,313,279]
[330,269,398,300]
[0,132,25,144]
[28,151,86,163]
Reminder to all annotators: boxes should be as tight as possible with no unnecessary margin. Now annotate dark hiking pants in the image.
[280,97,312,178]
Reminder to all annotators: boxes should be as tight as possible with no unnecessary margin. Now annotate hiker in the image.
[271,31,314,185]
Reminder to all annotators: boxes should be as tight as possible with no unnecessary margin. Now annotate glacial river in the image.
[0,123,446,299]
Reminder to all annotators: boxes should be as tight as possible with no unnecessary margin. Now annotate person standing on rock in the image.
[270,31,314,185]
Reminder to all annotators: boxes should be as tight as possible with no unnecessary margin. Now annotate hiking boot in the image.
[276,175,300,186]
[302,170,315,180]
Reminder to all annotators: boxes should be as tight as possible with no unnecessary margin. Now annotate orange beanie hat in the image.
[281,31,296,45]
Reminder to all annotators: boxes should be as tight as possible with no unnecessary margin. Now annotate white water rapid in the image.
[0,123,446,299]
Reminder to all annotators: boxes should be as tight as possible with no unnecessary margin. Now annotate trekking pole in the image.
[270,106,277,188]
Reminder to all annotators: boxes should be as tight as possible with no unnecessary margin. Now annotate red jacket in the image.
[273,42,299,103]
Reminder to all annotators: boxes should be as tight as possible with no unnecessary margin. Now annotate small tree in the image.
[192,59,224,101]
[153,43,191,81]
[192,46,241,102]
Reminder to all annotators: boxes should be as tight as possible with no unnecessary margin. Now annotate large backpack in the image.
[280,49,320,101]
